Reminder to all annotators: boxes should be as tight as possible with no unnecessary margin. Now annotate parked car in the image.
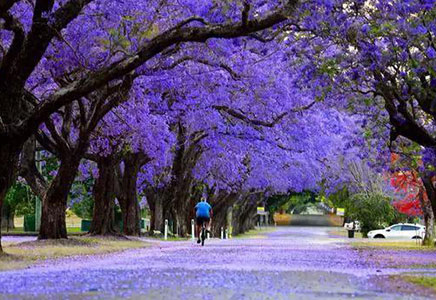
[367,223,425,239]
[344,220,361,231]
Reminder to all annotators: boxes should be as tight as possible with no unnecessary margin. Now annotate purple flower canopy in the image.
[4,0,433,202]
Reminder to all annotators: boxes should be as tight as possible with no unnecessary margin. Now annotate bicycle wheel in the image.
[201,227,206,246]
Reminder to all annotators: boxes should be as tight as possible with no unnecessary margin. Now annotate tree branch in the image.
[44,116,71,154]
[0,0,92,88]
[18,3,295,139]
[33,0,55,23]
[19,136,48,199]
[167,16,209,32]
[36,130,59,156]
[88,76,134,133]
[143,56,241,80]
[0,0,19,15]
[242,1,250,27]
[213,101,315,128]
[61,103,73,142]
[0,11,25,72]
[77,98,88,129]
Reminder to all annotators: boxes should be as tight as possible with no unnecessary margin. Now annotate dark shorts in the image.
[196,216,210,226]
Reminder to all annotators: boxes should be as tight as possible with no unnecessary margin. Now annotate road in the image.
[0,227,433,299]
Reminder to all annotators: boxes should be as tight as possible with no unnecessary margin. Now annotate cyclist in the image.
[194,197,213,244]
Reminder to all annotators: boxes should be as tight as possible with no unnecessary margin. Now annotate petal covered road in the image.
[0,227,433,299]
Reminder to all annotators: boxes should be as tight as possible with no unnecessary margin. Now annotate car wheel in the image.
[411,236,422,240]
[374,234,385,239]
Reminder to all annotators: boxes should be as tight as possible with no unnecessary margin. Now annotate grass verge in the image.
[394,263,436,269]
[159,236,190,241]
[329,229,363,239]
[234,227,277,239]
[351,240,434,251]
[402,275,436,292]
[2,227,84,235]
[0,236,148,271]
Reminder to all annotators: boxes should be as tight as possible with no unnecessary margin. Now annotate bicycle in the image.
[200,222,207,246]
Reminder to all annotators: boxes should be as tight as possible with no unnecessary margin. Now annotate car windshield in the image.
[390,225,401,231]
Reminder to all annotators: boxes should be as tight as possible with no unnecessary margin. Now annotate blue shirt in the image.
[195,202,212,218]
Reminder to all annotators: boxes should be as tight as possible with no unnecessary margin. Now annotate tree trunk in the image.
[424,178,436,215]
[89,157,117,235]
[154,196,164,232]
[172,192,194,237]
[212,207,228,237]
[421,177,436,246]
[0,141,21,252]
[166,163,199,237]
[145,188,164,233]
[173,207,189,237]
[232,193,262,235]
[423,204,435,246]
[117,154,144,236]
[120,194,140,236]
[210,193,239,237]
[1,203,15,231]
[241,203,258,233]
[39,156,81,239]
[158,122,204,237]
[19,136,48,199]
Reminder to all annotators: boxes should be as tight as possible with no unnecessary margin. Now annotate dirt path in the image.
[0,227,432,299]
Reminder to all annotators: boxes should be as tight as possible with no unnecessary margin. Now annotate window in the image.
[401,225,419,231]
[390,226,401,231]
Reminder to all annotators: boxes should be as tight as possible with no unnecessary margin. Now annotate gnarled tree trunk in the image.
[422,175,436,246]
[163,122,204,237]
[1,202,15,231]
[120,193,140,236]
[117,153,149,236]
[0,142,21,252]
[232,193,263,235]
[39,155,82,240]
[89,157,117,235]
[146,188,164,233]
[172,185,196,237]
[210,193,239,237]
[19,136,48,199]
[422,200,435,246]
[154,196,164,233]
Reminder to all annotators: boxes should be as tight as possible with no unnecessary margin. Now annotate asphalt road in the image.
[0,227,433,299]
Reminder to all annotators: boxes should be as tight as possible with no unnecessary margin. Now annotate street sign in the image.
[336,208,345,216]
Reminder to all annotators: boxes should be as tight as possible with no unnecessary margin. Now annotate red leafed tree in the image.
[390,171,422,217]
[390,153,435,246]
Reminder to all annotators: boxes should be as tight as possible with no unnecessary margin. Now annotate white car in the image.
[367,223,425,240]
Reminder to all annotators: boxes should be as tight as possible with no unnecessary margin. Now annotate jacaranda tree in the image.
[0,0,297,249]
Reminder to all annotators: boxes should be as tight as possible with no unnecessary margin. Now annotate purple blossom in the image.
[361,24,370,34]
[426,46,436,59]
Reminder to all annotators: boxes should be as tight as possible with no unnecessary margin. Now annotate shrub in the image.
[347,192,396,237]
